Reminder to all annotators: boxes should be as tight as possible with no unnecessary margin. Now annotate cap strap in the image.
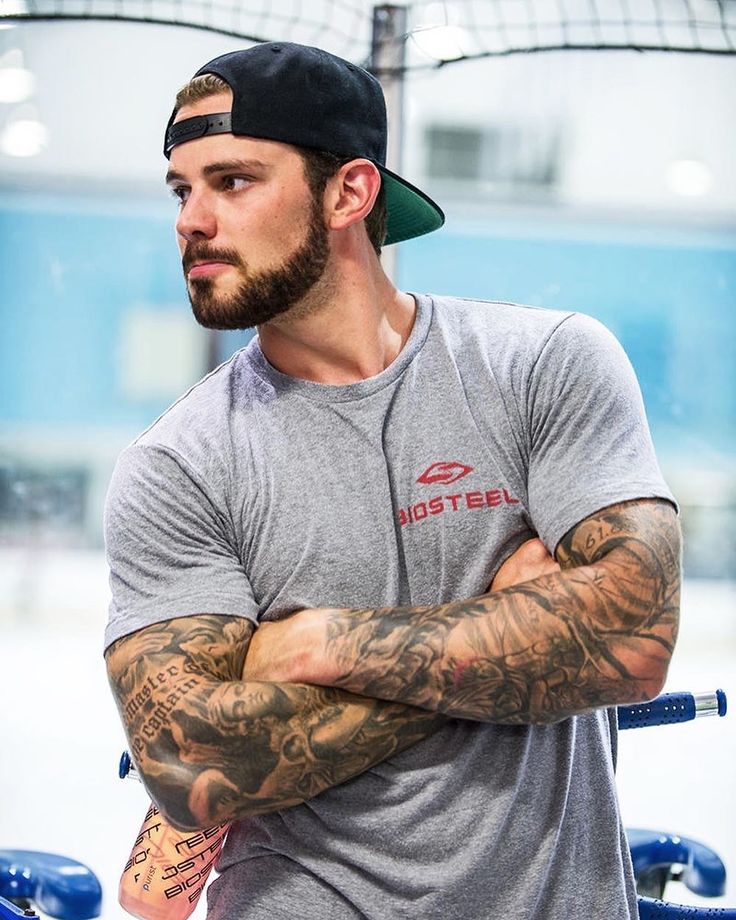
[165,112,232,157]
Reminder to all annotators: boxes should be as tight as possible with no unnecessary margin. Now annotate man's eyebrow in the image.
[165,159,270,185]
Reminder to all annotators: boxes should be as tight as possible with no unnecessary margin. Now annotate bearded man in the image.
[104,41,680,920]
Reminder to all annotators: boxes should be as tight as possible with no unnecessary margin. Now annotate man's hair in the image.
[174,74,387,255]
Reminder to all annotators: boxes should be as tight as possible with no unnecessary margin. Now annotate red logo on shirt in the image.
[417,461,474,485]
[398,488,520,527]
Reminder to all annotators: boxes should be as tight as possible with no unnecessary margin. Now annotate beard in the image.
[183,198,330,330]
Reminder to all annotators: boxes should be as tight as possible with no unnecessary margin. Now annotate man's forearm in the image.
[107,616,445,831]
[283,501,681,723]
[180,679,445,827]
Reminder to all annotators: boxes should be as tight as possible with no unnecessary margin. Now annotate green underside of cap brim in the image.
[379,167,445,246]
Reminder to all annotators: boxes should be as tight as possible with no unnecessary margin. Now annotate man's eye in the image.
[169,186,190,204]
[223,176,250,191]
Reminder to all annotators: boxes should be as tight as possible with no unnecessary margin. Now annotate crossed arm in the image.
[246,499,681,723]
[105,617,445,830]
[106,497,680,830]
[104,539,551,830]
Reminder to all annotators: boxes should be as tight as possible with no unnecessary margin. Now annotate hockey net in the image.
[0,0,734,69]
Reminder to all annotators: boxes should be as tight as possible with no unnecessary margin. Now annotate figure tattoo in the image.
[318,499,681,723]
[106,615,445,830]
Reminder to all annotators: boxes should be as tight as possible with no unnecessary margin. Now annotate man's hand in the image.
[244,537,559,683]
[244,612,315,682]
[490,538,560,591]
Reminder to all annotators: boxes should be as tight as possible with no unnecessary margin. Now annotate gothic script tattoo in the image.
[319,499,681,723]
[105,615,444,830]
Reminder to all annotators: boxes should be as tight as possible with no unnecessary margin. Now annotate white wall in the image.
[403,49,736,216]
[1,18,735,218]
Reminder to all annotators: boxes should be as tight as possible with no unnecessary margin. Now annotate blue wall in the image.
[0,199,184,428]
[2,195,735,464]
[400,224,736,460]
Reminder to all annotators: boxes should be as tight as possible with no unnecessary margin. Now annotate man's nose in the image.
[176,190,217,242]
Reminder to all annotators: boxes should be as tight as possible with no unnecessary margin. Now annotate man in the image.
[104,42,680,920]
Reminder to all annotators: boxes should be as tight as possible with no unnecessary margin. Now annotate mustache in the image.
[182,245,244,274]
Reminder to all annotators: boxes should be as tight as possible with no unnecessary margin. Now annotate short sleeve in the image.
[526,313,677,553]
[103,444,258,650]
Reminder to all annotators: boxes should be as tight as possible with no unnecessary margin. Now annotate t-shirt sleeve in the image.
[525,312,677,554]
[103,443,258,651]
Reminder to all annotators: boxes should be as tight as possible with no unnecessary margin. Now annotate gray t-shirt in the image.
[105,294,675,920]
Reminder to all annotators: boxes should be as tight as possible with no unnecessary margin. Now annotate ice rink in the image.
[1,550,734,918]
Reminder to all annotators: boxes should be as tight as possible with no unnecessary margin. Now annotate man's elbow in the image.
[620,623,678,706]
[135,752,207,831]
[636,667,669,706]
[141,770,242,832]
[611,542,681,706]
[139,750,290,830]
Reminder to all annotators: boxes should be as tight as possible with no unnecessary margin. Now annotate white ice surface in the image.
[1,552,734,918]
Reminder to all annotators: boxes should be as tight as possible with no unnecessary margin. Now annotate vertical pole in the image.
[206,328,221,372]
[371,4,407,284]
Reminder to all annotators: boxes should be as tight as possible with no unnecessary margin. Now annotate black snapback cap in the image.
[164,42,444,246]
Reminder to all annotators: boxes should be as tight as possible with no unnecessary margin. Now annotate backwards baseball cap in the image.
[164,42,444,246]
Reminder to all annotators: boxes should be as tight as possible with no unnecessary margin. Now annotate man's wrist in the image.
[296,607,339,684]
[247,607,337,685]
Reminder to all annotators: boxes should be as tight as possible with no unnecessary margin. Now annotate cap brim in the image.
[379,166,445,246]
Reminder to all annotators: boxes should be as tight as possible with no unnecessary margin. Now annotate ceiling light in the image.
[1,117,47,156]
[411,25,469,61]
[0,0,29,13]
[410,2,470,62]
[0,66,34,102]
[0,0,26,26]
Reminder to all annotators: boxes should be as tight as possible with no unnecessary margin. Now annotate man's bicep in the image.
[104,445,259,649]
[526,313,677,554]
[554,497,681,570]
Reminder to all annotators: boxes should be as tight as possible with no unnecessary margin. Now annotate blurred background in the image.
[0,1,734,917]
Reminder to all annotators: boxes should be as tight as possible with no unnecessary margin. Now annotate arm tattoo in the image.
[106,615,445,830]
[318,499,681,723]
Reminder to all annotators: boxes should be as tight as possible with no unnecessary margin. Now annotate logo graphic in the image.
[417,461,474,486]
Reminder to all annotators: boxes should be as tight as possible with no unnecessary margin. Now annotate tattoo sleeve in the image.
[315,499,681,723]
[105,615,445,831]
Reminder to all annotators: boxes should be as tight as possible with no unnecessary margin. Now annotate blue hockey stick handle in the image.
[618,690,727,730]
[638,896,736,918]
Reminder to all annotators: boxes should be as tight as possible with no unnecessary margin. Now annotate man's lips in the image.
[187,261,234,278]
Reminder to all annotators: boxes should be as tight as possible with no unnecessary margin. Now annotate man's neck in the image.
[257,258,416,385]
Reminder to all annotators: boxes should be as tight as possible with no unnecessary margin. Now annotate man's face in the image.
[166,92,329,330]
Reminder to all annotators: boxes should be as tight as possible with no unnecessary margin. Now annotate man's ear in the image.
[325,159,382,233]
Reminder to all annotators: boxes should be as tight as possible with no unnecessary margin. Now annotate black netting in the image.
[0,1,376,61]
[0,0,734,68]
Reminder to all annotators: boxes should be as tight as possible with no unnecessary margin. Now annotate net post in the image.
[371,4,407,283]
